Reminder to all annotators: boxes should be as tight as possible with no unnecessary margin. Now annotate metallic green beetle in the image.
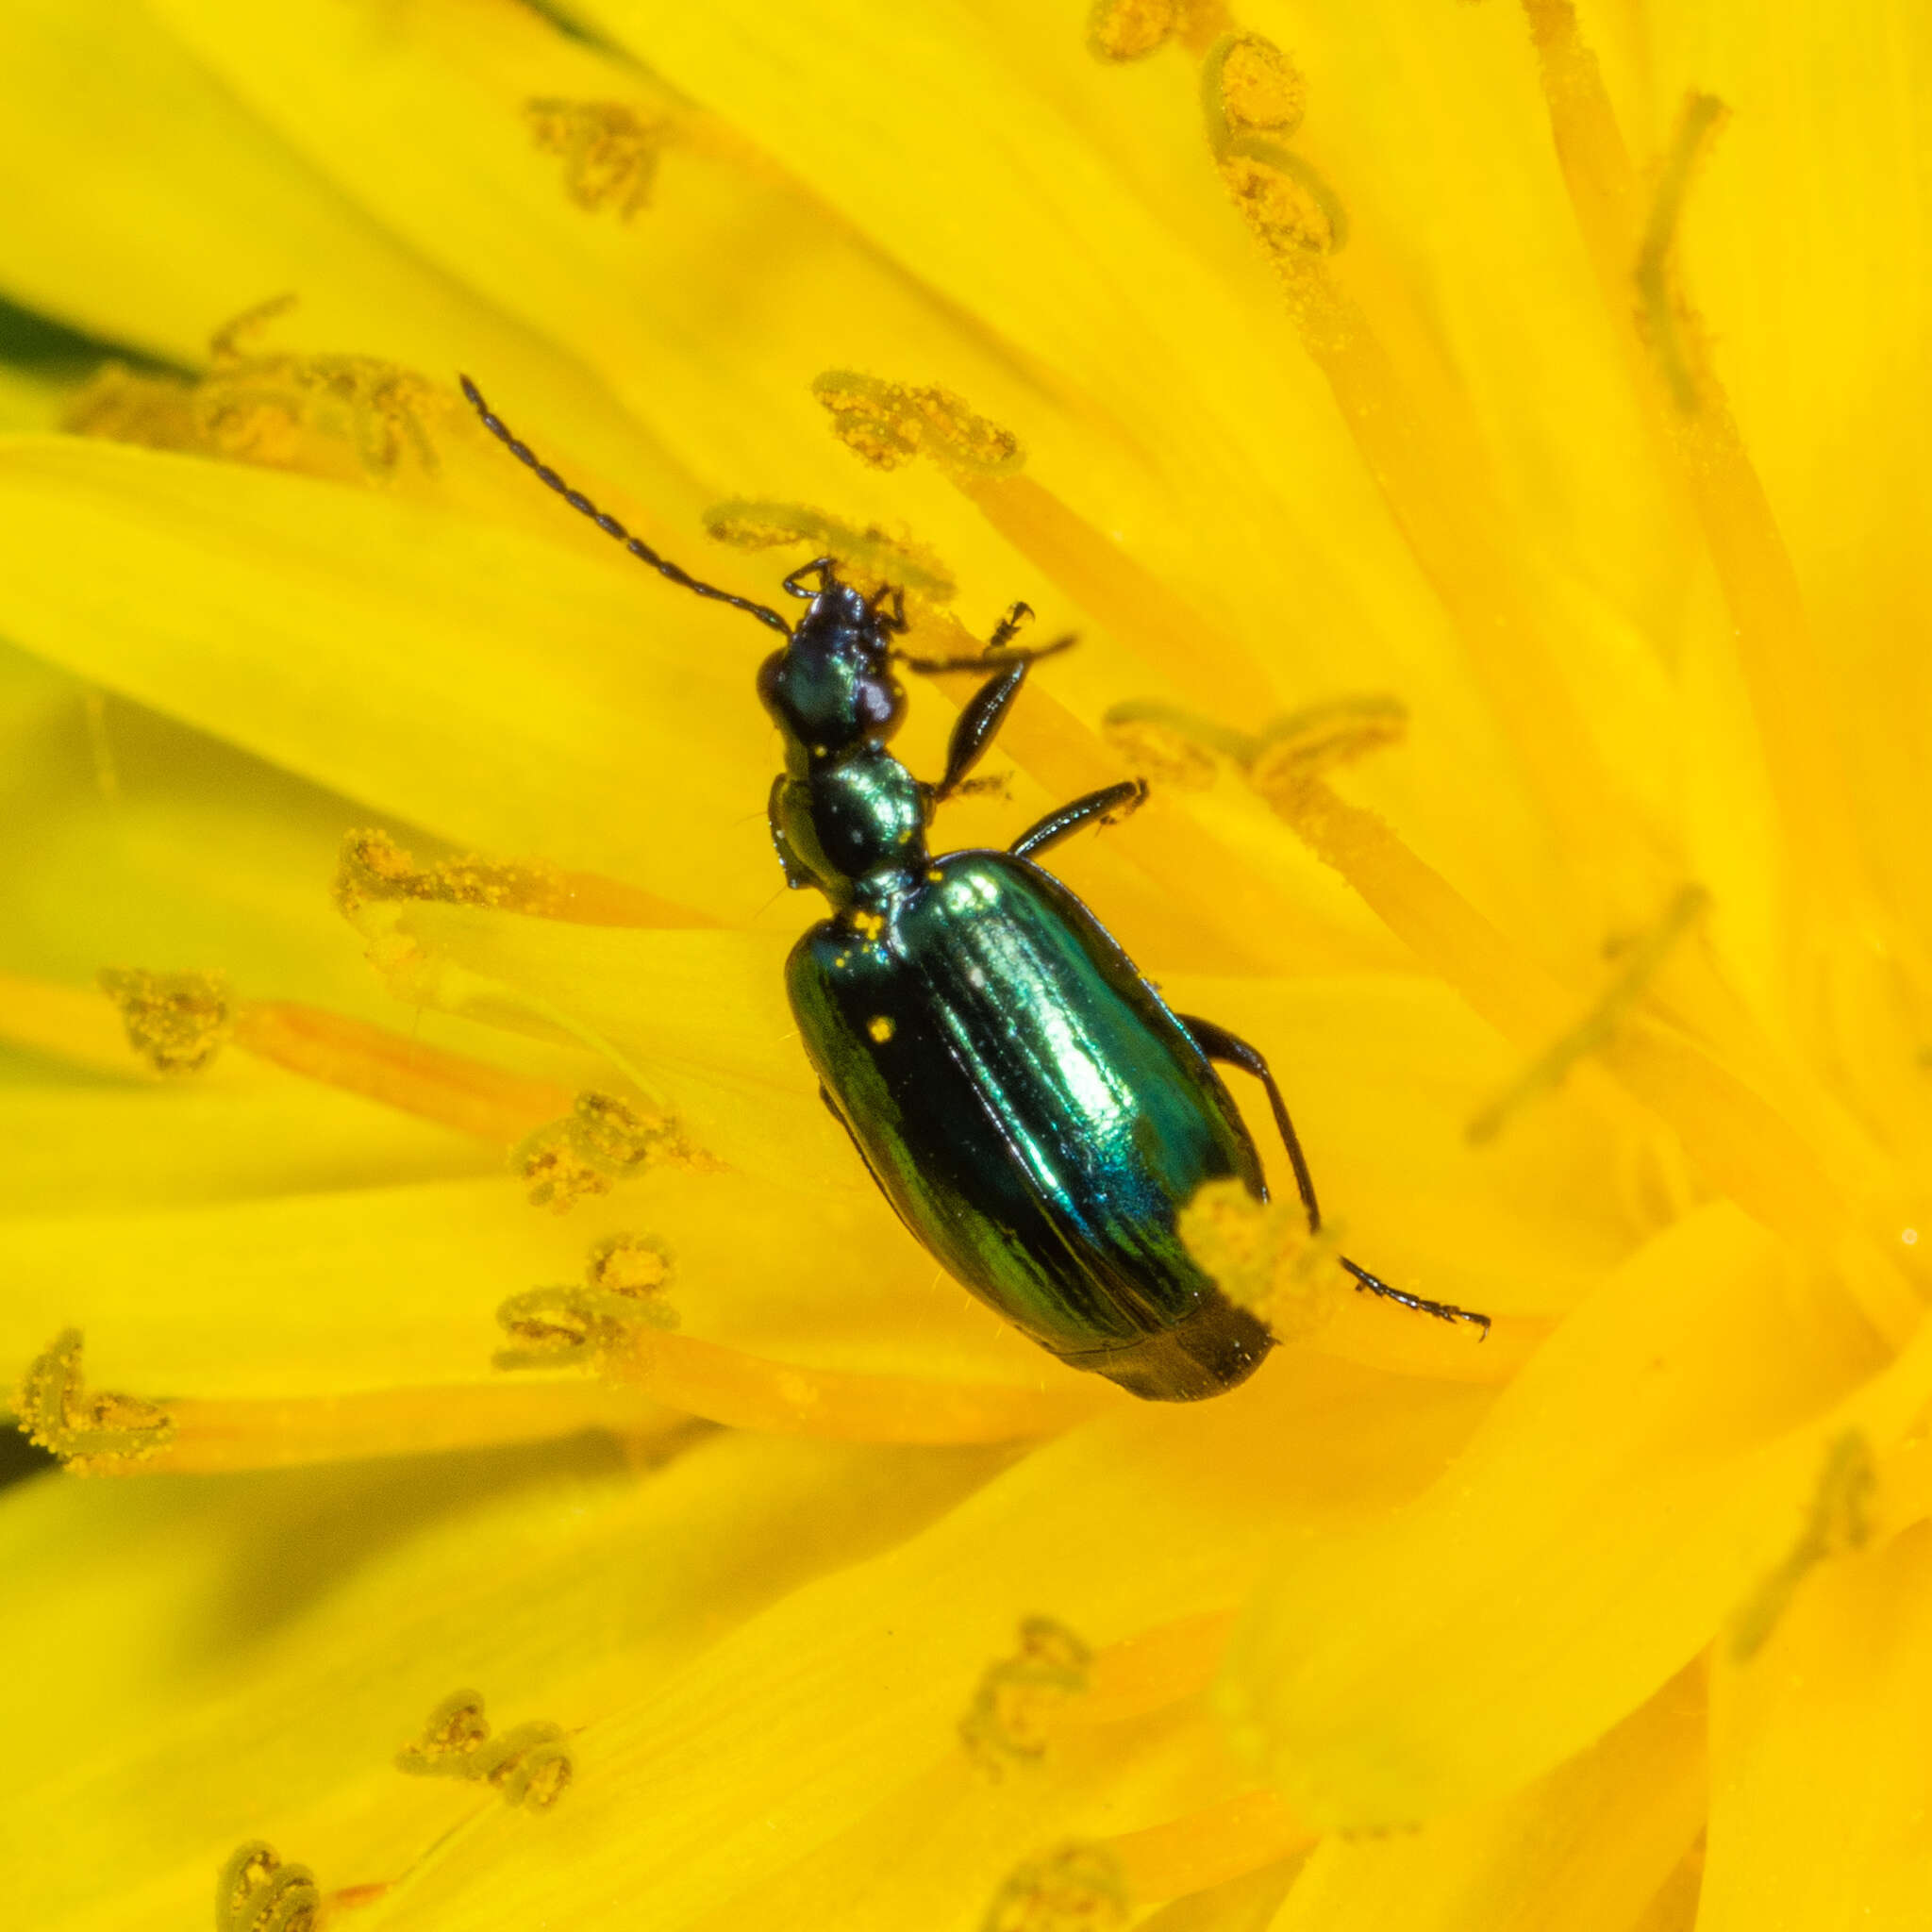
[464,378,1488,1401]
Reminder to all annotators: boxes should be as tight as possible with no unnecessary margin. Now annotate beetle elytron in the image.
[463,377,1487,1400]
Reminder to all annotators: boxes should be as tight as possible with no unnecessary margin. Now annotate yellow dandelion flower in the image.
[2,2,1930,1927]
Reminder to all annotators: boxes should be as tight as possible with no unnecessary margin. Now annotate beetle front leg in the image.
[932,659,1030,803]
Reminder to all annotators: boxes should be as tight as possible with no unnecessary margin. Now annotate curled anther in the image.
[811,370,1024,478]
[1731,1430,1876,1662]
[982,1840,1130,1932]
[98,966,231,1075]
[959,1616,1093,1777]
[514,1094,698,1210]
[1101,694,1406,797]
[525,98,671,220]
[197,295,441,480]
[703,500,958,601]
[495,1231,679,1370]
[17,1328,175,1472]
[216,1840,321,1932]
[1201,33,1347,256]
[1246,695,1408,799]
[395,1690,573,1810]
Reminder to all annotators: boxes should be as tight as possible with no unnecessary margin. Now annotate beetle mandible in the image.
[461,378,1489,1400]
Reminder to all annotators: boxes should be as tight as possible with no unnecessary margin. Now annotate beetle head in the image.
[756,559,908,756]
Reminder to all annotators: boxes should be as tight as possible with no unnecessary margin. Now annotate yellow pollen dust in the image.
[704,499,958,601]
[217,1841,320,1932]
[1465,885,1711,1145]
[959,1616,1093,1778]
[495,1231,679,1370]
[1730,1430,1877,1662]
[513,1091,701,1211]
[394,1690,573,1811]
[67,295,441,484]
[1213,32,1306,137]
[15,1328,175,1473]
[1085,0,1230,61]
[867,1015,896,1042]
[981,1841,1129,1932]
[812,369,1024,477]
[98,965,231,1075]
[848,908,887,941]
[332,827,675,927]
[525,98,670,221]
[1176,1181,1343,1342]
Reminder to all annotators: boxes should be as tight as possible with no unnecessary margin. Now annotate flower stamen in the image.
[1513,8,1869,914]
[495,1232,678,1369]
[958,1616,1093,1777]
[525,99,671,221]
[1635,93,1727,415]
[1467,885,1711,1144]
[514,1092,701,1209]
[981,1840,1129,1932]
[613,1327,1103,1443]
[704,499,957,601]
[813,370,1024,478]
[68,297,443,485]
[85,1381,690,1475]
[395,1690,573,1810]
[98,967,231,1075]
[216,1841,320,1932]
[231,1001,574,1145]
[336,828,699,928]
[16,1328,175,1472]
[1730,1429,1876,1660]
[1104,1789,1315,1906]
[1263,774,1924,1340]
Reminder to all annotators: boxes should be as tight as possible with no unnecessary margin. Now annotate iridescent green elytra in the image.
[461,379,1491,1401]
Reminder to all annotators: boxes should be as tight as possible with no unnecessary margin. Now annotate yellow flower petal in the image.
[1270,1663,1704,1932]
[1220,1203,1932,1827]
[1,1425,1008,1931]
[331,1355,1491,1930]
[0,0,692,493]
[1699,1525,1932,1929]
[0,437,770,912]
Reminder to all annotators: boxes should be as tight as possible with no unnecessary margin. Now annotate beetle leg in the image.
[1009,778,1149,859]
[933,661,1030,802]
[1173,1013,1324,1231]
[896,605,1074,675]
[1175,1012,1491,1339]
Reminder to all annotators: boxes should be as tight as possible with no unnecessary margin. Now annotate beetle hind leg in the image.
[1176,1012,1491,1340]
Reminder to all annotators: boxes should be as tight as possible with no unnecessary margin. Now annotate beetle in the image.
[461,377,1488,1399]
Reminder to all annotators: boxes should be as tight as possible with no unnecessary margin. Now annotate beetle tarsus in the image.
[1340,1257,1490,1338]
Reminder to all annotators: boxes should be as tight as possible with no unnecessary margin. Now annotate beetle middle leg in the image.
[1009,779,1150,859]
[1176,1012,1491,1338]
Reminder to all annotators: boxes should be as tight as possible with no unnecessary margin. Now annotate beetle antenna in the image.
[459,375,791,637]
